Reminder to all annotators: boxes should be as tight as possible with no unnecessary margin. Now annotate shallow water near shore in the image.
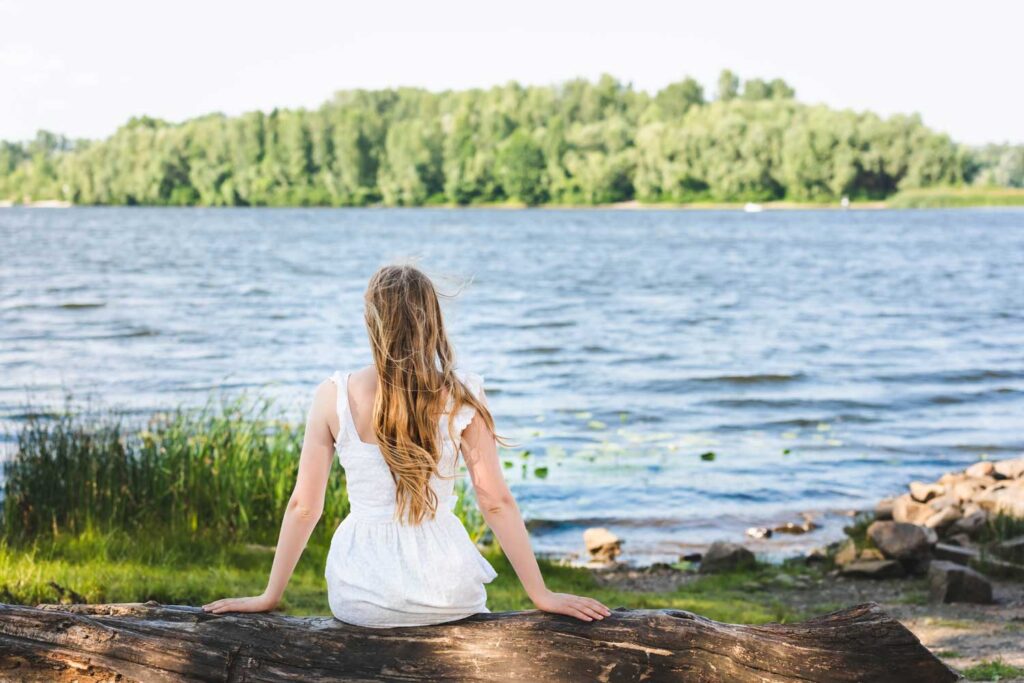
[2,207,1023,564]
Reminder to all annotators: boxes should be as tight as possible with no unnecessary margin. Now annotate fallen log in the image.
[0,601,956,682]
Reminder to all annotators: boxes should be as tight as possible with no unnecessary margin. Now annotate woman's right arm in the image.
[460,389,610,622]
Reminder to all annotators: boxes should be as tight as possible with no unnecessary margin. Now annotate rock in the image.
[994,535,1024,563]
[922,526,939,546]
[700,541,756,573]
[933,543,977,566]
[965,461,995,478]
[583,527,622,563]
[874,497,895,520]
[909,481,945,503]
[926,494,958,512]
[962,502,983,516]
[945,533,973,547]
[859,548,885,561]
[949,509,988,537]
[840,559,906,579]
[745,527,772,539]
[928,561,993,604]
[834,539,858,566]
[805,547,829,565]
[892,494,932,525]
[773,520,817,534]
[938,471,965,486]
[952,479,989,504]
[935,543,1024,575]
[867,521,931,573]
[976,487,1024,517]
[923,506,961,530]
[994,457,1024,480]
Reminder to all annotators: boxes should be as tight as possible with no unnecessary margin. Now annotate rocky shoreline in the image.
[580,456,1024,577]
[572,456,1024,677]
[834,456,1024,593]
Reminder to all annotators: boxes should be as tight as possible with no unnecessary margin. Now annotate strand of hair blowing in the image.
[364,266,502,525]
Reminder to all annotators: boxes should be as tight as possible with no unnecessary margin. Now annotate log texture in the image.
[0,601,957,682]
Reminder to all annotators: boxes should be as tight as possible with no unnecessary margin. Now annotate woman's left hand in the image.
[202,592,277,614]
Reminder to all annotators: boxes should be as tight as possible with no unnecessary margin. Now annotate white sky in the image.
[1,0,1021,145]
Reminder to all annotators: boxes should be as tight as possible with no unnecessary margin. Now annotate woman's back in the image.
[323,366,498,627]
[202,264,608,628]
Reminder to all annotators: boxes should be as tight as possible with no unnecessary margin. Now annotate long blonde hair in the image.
[364,265,504,524]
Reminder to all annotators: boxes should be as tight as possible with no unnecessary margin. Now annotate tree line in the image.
[1,71,1021,206]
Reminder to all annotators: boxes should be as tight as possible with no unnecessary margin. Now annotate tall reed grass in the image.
[2,397,350,546]
[2,396,488,549]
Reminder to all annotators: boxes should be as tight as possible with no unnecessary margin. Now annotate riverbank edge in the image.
[4,188,1024,210]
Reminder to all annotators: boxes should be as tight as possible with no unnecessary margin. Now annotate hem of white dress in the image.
[330,606,488,629]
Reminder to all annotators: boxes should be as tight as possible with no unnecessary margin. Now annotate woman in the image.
[202,265,610,626]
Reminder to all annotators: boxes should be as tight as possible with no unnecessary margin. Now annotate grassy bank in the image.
[887,187,1024,208]
[0,528,814,624]
[0,401,809,624]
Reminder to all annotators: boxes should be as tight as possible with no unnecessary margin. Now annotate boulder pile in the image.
[831,456,1024,603]
[876,456,1024,536]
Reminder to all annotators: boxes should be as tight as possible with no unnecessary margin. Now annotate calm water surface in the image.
[2,207,1023,563]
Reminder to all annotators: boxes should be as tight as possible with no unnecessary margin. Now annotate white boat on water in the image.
[743,202,763,213]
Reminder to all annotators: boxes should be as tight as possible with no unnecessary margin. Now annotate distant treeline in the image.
[2,71,1022,206]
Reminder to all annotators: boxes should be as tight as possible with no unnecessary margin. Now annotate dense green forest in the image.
[2,71,1022,206]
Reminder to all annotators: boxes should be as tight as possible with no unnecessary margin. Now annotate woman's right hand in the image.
[531,589,611,622]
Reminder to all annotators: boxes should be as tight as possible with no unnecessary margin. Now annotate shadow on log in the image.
[0,601,957,682]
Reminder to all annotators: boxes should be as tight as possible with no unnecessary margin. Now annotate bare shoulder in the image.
[309,377,338,422]
[349,364,376,387]
[313,377,336,404]
[347,365,377,402]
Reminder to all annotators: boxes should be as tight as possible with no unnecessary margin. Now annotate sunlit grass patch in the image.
[0,532,331,613]
[2,534,812,624]
[482,552,816,624]
[922,616,976,630]
[962,659,1024,682]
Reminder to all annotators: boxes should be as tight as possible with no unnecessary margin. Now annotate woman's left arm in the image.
[202,379,338,614]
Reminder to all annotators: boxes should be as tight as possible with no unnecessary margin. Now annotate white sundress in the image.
[323,369,498,628]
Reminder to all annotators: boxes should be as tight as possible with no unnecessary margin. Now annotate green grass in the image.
[3,397,351,546]
[922,616,976,630]
[486,555,816,623]
[841,512,876,551]
[0,532,333,613]
[0,528,810,624]
[981,514,1024,545]
[888,186,1024,208]
[935,650,962,659]
[893,587,929,605]
[962,659,1024,681]
[1,400,814,624]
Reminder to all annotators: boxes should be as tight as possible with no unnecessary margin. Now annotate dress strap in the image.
[327,371,354,449]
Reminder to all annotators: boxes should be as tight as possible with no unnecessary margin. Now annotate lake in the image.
[2,207,1023,563]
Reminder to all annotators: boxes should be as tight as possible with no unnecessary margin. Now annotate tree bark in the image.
[0,601,956,682]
